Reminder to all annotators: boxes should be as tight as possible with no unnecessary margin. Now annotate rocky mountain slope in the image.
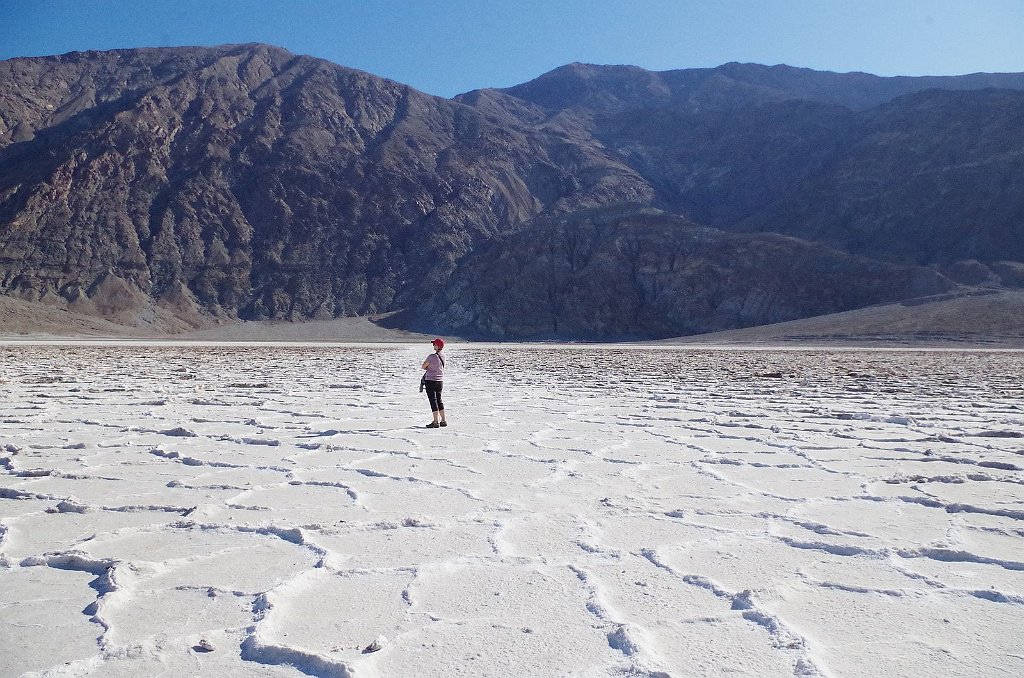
[389,207,957,340]
[0,44,646,325]
[469,63,1024,263]
[2,45,1023,339]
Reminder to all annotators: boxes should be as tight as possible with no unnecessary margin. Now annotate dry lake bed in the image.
[1,343,1022,677]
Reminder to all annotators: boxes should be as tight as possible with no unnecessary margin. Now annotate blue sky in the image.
[2,0,1023,97]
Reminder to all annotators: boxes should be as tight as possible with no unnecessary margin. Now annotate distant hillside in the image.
[486,61,1024,114]
[739,88,1024,264]
[473,64,1024,264]
[657,289,1024,348]
[2,45,1024,339]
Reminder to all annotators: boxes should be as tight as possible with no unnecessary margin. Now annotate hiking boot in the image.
[425,422,440,428]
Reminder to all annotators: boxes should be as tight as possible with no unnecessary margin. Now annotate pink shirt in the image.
[424,353,445,381]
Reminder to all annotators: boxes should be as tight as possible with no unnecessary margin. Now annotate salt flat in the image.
[1,343,1022,678]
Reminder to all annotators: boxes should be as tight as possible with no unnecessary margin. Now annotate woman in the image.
[421,338,447,428]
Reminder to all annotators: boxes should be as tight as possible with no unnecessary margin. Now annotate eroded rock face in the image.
[1,47,1023,338]
[735,89,1024,265]
[480,64,1024,265]
[0,44,648,326]
[394,208,957,340]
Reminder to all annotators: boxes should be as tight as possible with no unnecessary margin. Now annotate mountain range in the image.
[2,44,1023,340]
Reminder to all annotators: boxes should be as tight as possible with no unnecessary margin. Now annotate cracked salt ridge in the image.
[778,535,1024,572]
[2,348,1024,675]
[633,548,825,677]
[568,564,673,676]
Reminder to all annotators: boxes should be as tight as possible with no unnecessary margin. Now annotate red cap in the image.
[431,338,445,349]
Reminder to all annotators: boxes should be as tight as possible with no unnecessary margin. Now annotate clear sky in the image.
[2,0,1023,98]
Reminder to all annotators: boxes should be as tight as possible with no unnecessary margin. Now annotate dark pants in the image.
[424,380,444,412]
